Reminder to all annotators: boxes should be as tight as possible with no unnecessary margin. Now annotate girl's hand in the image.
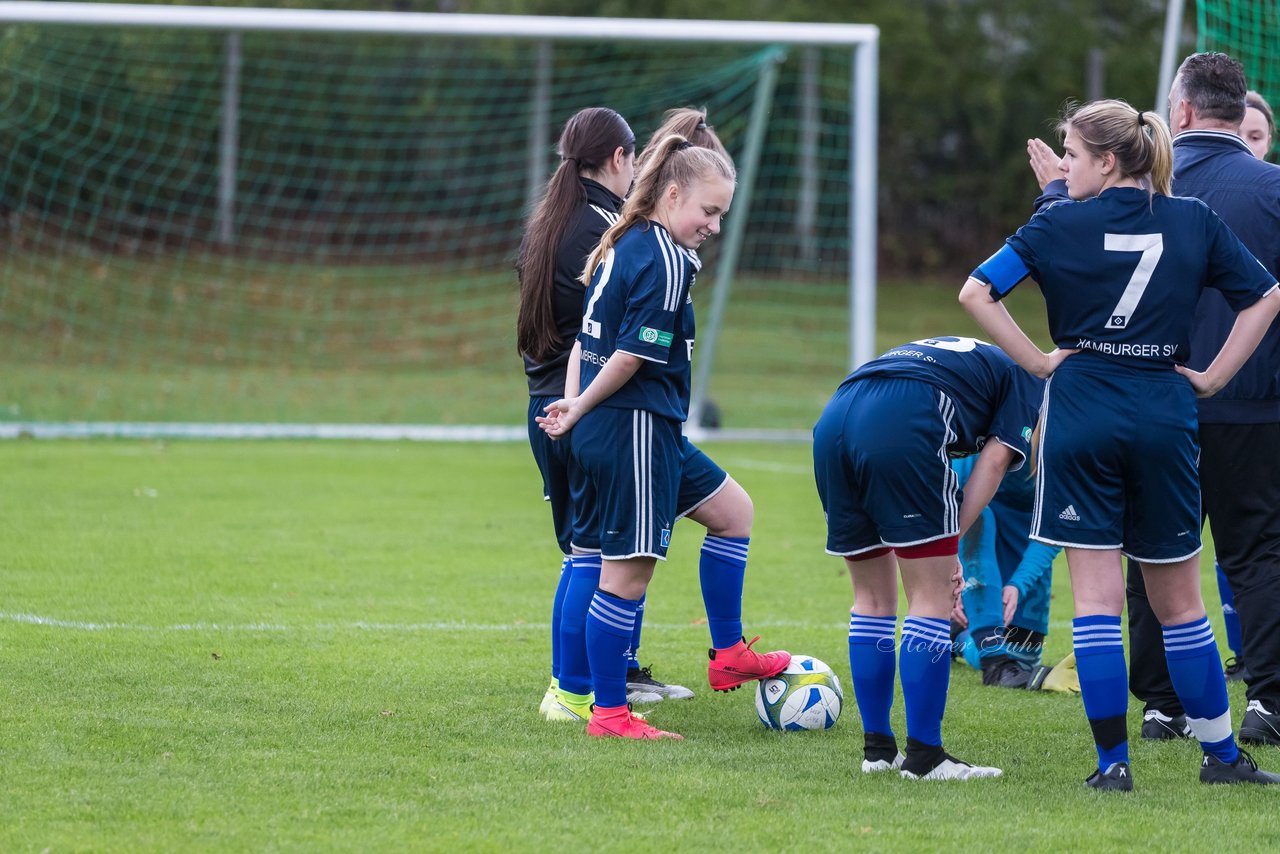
[1027,138,1061,190]
[536,398,581,439]
[1038,347,1079,378]
[1002,585,1020,627]
[1174,364,1223,398]
[950,560,968,628]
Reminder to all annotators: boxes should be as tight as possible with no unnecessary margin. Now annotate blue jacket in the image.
[1172,130,1280,423]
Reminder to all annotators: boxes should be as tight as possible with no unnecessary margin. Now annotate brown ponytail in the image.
[517,107,634,362]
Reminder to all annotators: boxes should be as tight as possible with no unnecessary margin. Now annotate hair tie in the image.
[1136,110,1147,128]
[675,140,693,151]
[696,121,708,130]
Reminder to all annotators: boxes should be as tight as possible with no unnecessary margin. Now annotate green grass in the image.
[0,251,1051,427]
[3,440,1276,852]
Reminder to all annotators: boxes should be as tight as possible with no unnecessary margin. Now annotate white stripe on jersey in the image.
[678,244,703,273]
[937,392,959,533]
[655,228,683,312]
[589,204,619,227]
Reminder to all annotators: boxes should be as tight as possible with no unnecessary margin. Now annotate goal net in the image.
[0,4,877,438]
[1197,0,1278,160]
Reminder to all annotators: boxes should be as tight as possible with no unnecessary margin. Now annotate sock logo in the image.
[1059,505,1081,521]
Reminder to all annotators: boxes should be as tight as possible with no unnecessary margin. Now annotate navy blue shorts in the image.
[570,406,683,561]
[813,377,961,556]
[676,438,729,520]
[570,429,728,555]
[527,395,584,555]
[1031,358,1201,563]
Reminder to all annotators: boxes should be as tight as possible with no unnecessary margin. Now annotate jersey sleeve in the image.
[970,204,1067,300]
[984,367,1043,472]
[615,254,680,364]
[1203,207,1280,311]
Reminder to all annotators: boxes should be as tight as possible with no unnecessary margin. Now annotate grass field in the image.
[0,257,1052,428]
[4,439,1277,852]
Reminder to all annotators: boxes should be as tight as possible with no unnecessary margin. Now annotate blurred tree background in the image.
[6,0,1174,275]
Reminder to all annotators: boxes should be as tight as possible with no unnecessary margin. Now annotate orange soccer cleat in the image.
[585,704,682,740]
[707,635,791,692]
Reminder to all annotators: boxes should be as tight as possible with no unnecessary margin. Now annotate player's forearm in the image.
[959,278,1051,376]
[957,441,1015,537]
[564,341,582,398]
[1008,542,1060,596]
[572,351,643,417]
[1197,287,1280,394]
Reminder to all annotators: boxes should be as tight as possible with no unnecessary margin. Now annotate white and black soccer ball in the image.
[755,654,843,731]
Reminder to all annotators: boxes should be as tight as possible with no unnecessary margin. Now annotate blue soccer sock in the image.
[1073,615,1129,772]
[557,554,601,697]
[1164,616,1238,764]
[626,594,646,670]
[550,555,572,681]
[848,612,897,739]
[1215,564,1243,658]
[700,535,748,649]
[899,616,951,747]
[586,589,641,708]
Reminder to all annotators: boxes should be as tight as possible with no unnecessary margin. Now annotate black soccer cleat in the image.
[1085,762,1133,792]
[980,655,1032,689]
[1026,664,1053,691]
[626,665,694,703]
[1223,656,1250,683]
[1200,750,1280,785]
[1141,708,1192,740]
[1240,699,1280,746]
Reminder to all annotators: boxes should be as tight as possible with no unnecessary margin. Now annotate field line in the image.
[0,612,847,634]
[1,611,1079,634]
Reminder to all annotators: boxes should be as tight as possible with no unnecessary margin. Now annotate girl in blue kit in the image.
[960,99,1280,790]
[814,336,1042,780]
[538,134,789,740]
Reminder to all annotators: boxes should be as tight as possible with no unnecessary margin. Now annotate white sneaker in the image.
[861,751,905,773]
[902,754,1003,780]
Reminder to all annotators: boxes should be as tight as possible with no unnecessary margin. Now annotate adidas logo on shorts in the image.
[1058,505,1081,522]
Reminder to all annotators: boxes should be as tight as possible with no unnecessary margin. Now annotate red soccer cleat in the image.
[585,704,683,740]
[708,635,791,692]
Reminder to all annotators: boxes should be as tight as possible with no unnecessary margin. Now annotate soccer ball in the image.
[755,655,843,731]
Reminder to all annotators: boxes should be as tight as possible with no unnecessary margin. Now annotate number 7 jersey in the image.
[973,186,1277,368]
[578,221,701,422]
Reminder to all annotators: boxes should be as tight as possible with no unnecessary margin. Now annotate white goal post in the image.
[0,2,878,442]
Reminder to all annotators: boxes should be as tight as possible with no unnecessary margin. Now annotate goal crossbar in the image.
[0,2,878,46]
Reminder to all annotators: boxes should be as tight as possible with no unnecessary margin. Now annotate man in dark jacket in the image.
[1128,51,1280,746]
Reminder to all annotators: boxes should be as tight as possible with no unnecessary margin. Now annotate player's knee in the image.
[698,477,753,538]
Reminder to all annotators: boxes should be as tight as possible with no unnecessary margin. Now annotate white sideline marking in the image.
[0,612,844,634]
[0,422,812,443]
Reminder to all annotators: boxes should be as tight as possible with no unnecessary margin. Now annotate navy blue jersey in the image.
[841,337,1042,468]
[578,221,701,422]
[973,187,1277,368]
